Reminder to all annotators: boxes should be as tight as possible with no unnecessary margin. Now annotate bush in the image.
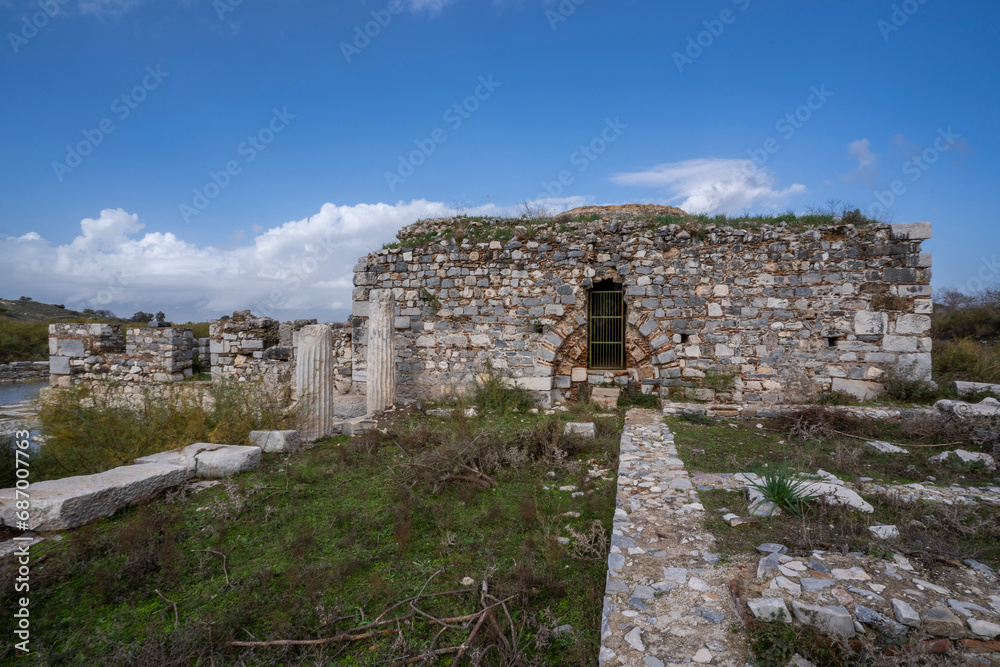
[933,338,1000,385]
[677,411,714,425]
[883,369,941,404]
[618,391,661,409]
[471,361,535,414]
[0,320,49,364]
[35,380,294,480]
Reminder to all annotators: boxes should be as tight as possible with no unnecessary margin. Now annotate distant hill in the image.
[0,297,91,323]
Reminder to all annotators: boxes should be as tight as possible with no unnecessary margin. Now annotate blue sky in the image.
[1,0,997,322]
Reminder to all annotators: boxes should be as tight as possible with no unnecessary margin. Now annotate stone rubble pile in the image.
[741,542,1000,648]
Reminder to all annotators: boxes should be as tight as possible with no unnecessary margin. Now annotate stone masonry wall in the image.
[48,323,193,386]
[350,209,933,405]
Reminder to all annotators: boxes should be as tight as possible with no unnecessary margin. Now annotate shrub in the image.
[618,391,661,409]
[883,370,941,404]
[471,361,535,415]
[816,390,857,406]
[933,338,1000,385]
[677,411,714,425]
[35,379,293,479]
[0,320,48,364]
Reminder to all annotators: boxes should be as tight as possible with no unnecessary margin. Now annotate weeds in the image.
[677,411,714,425]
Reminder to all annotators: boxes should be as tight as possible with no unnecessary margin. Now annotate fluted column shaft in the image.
[367,290,396,415]
[295,324,334,441]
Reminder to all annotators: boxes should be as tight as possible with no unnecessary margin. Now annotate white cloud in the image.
[407,0,454,13]
[0,200,500,322]
[77,0,144,16]
[611,158,806,215]
[848,138,878,168]
[842,138,880,186]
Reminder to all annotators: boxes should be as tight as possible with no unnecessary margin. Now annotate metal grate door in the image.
[588,290,625,370]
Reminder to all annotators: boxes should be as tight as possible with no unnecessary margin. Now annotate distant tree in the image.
[154,311,166,324]
[82,308,96,315]
[130,311,154,323]
[55,304,65,309]
[94,309,117,319]
[18,296,32,301]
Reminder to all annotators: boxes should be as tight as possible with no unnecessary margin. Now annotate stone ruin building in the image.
[48,205,934,429]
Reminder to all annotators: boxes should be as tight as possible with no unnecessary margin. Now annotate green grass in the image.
[667,412,992,488]
[0,405,622,666]
[674,412,1000,572]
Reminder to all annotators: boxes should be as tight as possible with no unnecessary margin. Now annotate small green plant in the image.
[883,365,941,404]
[816,389,858,406]
[747,465,819,517]
[677,411,714,425]
[419,288,442,313]
[618,392,661,409]
[471,360,535,414]
[527,318,545,334]
[381,241,400,250]
[701,367,738,393]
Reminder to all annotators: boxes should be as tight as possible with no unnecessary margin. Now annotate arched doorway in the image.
[588,279,625,370]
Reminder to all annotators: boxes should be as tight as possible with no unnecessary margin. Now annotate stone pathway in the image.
[600,409,748,666]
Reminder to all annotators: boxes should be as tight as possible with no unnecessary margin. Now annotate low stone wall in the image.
[48,323,194,386]
[0,361,49,383]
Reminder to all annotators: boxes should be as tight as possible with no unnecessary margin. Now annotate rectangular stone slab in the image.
[0,463,188,531]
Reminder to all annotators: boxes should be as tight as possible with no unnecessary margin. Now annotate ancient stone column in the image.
[295,324,334,441]
[366,290,396,415]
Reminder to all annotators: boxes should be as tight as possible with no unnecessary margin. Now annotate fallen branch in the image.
[230,627,398,648]
[155,589,179,630]
[193,549,230,587]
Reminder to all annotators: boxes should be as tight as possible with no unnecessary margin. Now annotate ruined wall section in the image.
[48,323,194,386]
[351,218,932,404]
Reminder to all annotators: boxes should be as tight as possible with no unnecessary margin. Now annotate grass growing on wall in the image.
[33,380,295,481]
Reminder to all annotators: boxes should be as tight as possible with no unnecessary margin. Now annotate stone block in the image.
[564,422,596,438]
[855,312,888,335]
[591,387,620,409]
[922,606,966,639]
[0,463,188,531]
[249,430,301,453]
[891,599,922,628]
[791,601,855,639]
[954,381,1000,398]
[60,338,86,358]
[832,378,883,401]
[194,445,262,478]
[898,353,932,381]
[884,267,921,283]
[890,222,932,241]
[49,356,71,375]
[514,376,553,392]
[896,314,931,335]
[748,598,793,623]
[571,367,587,382]
[333,395,367,418]
[352,301,370,317]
